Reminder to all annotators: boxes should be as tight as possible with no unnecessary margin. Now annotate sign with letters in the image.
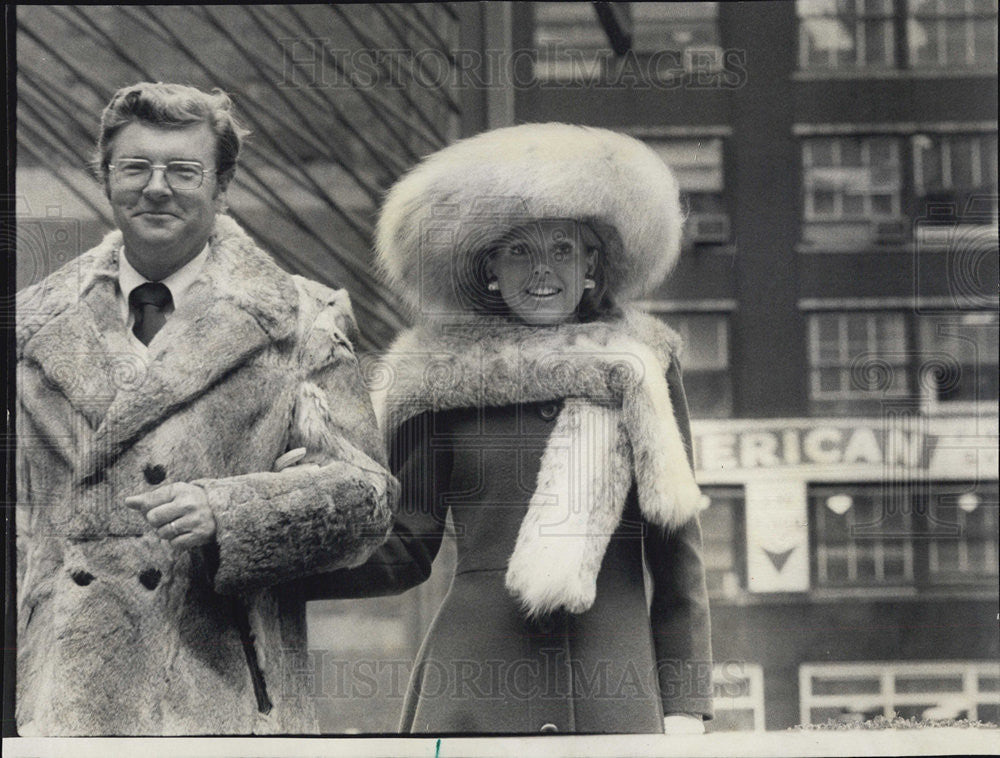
[690,416,998,483]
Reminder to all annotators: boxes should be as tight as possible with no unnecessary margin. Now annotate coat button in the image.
[71,570,95,586]
[143,464,167,485]
[138,568,161,590]
[540,723,559,733]
[538,402,559,421]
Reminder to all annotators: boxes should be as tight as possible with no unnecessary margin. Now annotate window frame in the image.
[807,311,910,402]
[712,661,766,732]
[805,307,999,416]
[916,311,1000,415]
[630,1,721,55]
[906,0,1000,69]
[923,483,1000,582]
[809,480,1000,591]
[810,483,917,588]
[699,485,747,599]
[797,0,897,71]
[531,2,723,83]
[912,132,1000,219]
[660,311,735,419]
[802,136,903,222]
[800,661,1000,725]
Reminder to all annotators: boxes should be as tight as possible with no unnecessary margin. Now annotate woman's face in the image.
[488,219,597,326]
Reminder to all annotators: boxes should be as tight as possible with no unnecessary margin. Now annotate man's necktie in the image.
[128,282,173,346]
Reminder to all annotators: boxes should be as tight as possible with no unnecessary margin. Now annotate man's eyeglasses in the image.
[109,159,213,191]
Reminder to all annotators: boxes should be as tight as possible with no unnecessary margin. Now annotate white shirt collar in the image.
[118,243,210,319]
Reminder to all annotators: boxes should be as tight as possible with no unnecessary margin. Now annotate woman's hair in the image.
[575,219,624,323]
[475,217,624,323]
[95,82,250,191]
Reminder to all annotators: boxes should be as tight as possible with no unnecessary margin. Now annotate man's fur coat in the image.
[15,215,395,735]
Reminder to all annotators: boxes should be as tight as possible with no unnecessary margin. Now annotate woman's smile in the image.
[525,284,562,297]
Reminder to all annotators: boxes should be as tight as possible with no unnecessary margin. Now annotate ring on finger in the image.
[168,522,181,540]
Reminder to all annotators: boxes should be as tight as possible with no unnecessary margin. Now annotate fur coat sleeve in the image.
[297,410,452,600]
[645,359,715,719]
[194,281,397,596]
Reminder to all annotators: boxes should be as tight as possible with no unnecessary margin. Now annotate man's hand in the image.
[126,482,216,551]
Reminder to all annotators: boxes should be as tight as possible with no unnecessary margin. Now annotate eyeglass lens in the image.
[113,160,206,190]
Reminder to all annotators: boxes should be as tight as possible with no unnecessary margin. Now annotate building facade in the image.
[515,0,999,731]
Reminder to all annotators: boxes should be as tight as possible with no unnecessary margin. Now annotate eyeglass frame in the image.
[107,159,216,191]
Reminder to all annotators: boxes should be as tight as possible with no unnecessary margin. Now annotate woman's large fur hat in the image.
[375,123,684,317]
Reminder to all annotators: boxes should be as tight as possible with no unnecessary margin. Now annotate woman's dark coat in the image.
[324,357,713,734]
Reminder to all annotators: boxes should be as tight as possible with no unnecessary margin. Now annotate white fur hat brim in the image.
[376,123,684,316]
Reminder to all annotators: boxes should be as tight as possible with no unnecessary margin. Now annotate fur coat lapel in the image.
[17,215,298,481]
[373,309,705,616]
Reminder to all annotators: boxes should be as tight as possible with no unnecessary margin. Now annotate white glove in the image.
[663,713,705,735]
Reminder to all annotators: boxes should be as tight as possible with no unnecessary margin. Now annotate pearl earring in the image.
[583,278,596,290]
[487,280,500,292]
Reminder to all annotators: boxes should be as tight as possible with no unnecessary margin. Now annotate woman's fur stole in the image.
[366,309,705,616]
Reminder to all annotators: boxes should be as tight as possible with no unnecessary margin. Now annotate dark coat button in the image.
[71,570,95,586]
[540,723,559,733]
[139,568,161,590]
[144,464,167,485]
[538,402,559,421]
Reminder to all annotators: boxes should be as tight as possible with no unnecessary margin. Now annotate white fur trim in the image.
[612,337,704,526]
[375,123,683,315]
[505,400,631,616]
[373,310,703,616]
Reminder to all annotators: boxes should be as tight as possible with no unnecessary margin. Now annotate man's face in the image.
[108,121,220,281]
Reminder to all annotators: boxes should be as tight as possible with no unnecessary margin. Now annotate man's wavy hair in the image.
[95,82,250,194]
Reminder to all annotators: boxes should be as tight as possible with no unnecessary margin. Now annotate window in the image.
[907,0,999,68]
[810,481,999,589]
[644,139,729,244]
[798,0,896,70]
[797,0,998,71]
[810,484,915,587]
[533,2,609,82]
[803,137,902,219]
[800,661,1000,724]
[913,133,999,220]
[699,486,745,598]
[532,3,720,82]
[918,312,1000,410]
[807,309,999,415]
[925,482,1000,582]
[808,312,910,413]
[711,662,766,732]
[662,313,733,418]
[802,137,903,248]
[631,2,720,55]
